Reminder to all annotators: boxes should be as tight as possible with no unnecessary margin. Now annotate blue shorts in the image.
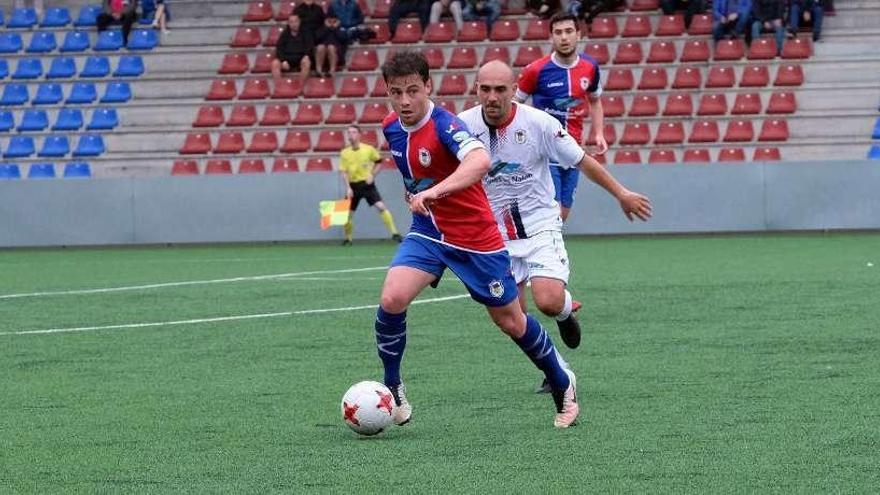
[390,235,519,307]
[550,165,580,209]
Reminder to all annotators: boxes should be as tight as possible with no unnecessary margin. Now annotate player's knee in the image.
[380,291,410,314]
[534,296,563,318]
[489,309,526,338]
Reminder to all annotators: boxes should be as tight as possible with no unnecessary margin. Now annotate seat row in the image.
[0,29,157,54]
[194,102,394,127]
[0,108,118,132]
[181,129,378,155]
[583,37,811,65]
[1,55,144,79]
[0,82,132,105]
[240,0,545,23]
[602,119,790,145]
[1,135,105,158]
[603,91,796,118]
[172,157,360,175]
[0,162,91,179]
[0,6,105,29]
[604,147,782,164]
[606,64,804,91]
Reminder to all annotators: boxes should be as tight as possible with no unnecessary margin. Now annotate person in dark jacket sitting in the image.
[789,0,827,41]
[750,0,785,55]
[96,0,139,45]
[315,14,349,77]
[271,13,313,88]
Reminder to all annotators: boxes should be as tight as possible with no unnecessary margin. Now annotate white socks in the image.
[555,290,573,322]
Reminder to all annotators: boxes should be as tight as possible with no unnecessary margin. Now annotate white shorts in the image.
[506,230,570,285]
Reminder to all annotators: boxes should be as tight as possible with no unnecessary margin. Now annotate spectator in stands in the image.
[526,0,562,19]
[789,0,827,41]
[142,0,171,33]
[660,0,705,29]
[294,0,327,33]
[462,0,502,30]
[315,13,348,77]
[750,0,785,54]
[14,0,44,17]
[271,13,313,88]
[712,0,752,41]
[389,0,431,36]
[97,0,139,45]
[429,0,464,32]
[567,0,624,26]
[329,0,376,42]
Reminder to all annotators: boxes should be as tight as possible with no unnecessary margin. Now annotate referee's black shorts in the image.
[350,181,383,211]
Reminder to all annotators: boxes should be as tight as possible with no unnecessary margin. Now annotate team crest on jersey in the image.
[514,129,527,144]
[488,280,505,298]
[418,148,431,167]
[580,77,591,91]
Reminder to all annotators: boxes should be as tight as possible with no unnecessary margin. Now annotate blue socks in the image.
[514,314,570,391]
[375,307,407,387]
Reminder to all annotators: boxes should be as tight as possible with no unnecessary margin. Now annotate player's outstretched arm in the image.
[577,153,652,222]
[409,148,491,216]
[588,95,608,155]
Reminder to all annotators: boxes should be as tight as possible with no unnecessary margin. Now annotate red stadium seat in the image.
[227,105,258,126]
[364,23,390,44]
[731,93,762,115]
[589,17,617,38]
[647,41,676,63]
[740,65,770,87]
[193,106,224,127]
[591,153,608,166]
[423,22,454,42]
[231,27,261,47]
[706,66,735,88]
[758,119,789,141]
[774,64,804,86]
[767,92,796,114]
[326,103,357,124]
[781,38,811,59]
[292,103,324,125]
[303,77,335,99]
[172,159,199,175]
[718,148,746,162]
[490,20,520,41]
[630,0,659,10]
[239,78,270,99]
[392,22,422,43]
[683,148,711,162]
[272,77,302,99]
[359,129,380,148]
[662,92,693,116]
[620,123,651,145]
[371,77,388,97]
[348,49,379,71]
[637,67,668,90]
[243,1,273,22]
[214,132,245,153]
[448,47,478,69]
[613,42,643,64]
[514,46,543,67]
[655,14,684,36]
[723,119,755,142]
[260,104,291,126]
[588,123,617,146]
[714,39,745,60]
[180,133,212,154]
[605,68,634,91]
[239,158,266,174]
[280,131,311,152]
[206,79,237,100]
[689,120,720,143]
[654,121,685,144]
[688,14,712,35]
[583,43,610,64]
[614,150,642,165]
[438,74,468,95]
[372,0,393,18]
[748,38,777,60]
[418,47,444,69]
[622,16,651,37]
[306,158,333,171]
[697,93,727,116]
[219,53,249,74]
[315,130,345,152]
[338,76,368,97]
[523,19,549,40]
[629,95,659,117]
[458,21,487,42]
[276,1,296,20]
[251,51,275,73]
[360,102,390,124]
[601,95,625,118]
[263,25,283,47]
[672,66,701,89]
[272,158,299,172]
[482,46,510,65]
[437,100,457,114]
[680,40,710,62]
[648,149,677,164]
[247,131,278,152]
[205,159,233,174]
[463,99,480,111]
[753,147,781,160]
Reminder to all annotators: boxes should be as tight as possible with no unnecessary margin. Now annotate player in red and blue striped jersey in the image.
[376,51,579,428]
[515,12,607,222]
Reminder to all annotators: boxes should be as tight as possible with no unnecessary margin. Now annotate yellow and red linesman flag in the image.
[319,199,351,230]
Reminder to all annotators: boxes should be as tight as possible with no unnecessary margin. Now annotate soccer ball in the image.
[341,381,395,436]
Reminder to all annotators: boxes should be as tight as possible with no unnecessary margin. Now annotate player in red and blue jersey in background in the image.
[377,51,579,428]
[515,12,607,223]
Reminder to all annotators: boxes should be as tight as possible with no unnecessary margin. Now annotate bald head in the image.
[475,61,516,126]
[476,60,516,86]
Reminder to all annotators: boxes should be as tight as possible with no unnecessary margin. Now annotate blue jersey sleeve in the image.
[433,108,484,162]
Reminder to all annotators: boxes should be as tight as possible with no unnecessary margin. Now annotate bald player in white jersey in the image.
[459,61,652,392]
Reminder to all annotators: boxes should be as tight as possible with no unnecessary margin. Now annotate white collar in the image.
[551,52,579,69]
[400,101,435,132]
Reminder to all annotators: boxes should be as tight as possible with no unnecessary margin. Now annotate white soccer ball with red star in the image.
[341,381,395,436]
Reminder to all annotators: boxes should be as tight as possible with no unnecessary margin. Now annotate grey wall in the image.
[1,160,878,248]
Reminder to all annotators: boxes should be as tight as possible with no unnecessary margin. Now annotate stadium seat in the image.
[688,13,712,35]
[272,78,302,99]
[33,83,63,105]
[272,157,299,173]
[448,47,478,69]
[205,159,233,174]
[4,136,35,158]
[672,67,701,89]
[656,14,684,36]
[338,76,368,98]
[214,132,245,153]
[360,129,380,148]
[251,51,274,73]
[706,66,735,88]
[614,150,642,165]
[648,149,677,164]
[753,147,781,161]
[781,38,811,59]
[723,119,754,142]
[663,93,693,116]
[247,131,279,152]
[868,146,880,160]
[244,1,274,21]
[61,31,90,52]
[305,158,333,171]
[683,148,711,162]
[74,5,102,26]
[260,104,291,126]
[66,82,97,104]
[774,64,804,86]
[8,7,38,28]
[1,83,29,105]
[689,121,720,143]
[47,57,76,78]
[181,133,212,154]
[303,77,335,99]
[714,39,745,60]
[718,148,746,162]
[0,59,7,79]
[647,41,676,63]
[758,119,789,141]
[629,95,659,117]
[393,22,422,43]
[588,123,617,146]
[583,43,610,64]
[697,94,727,116]
[423,22,454,43]
[326,103,357,124]
[239,158,266,174]
[654,122,685,144]
[240,78,270,99]
[39,135,70,157]
[63,162,92,178]
[113,56,145,77]
[680,40,710,62]
[26,32,56,53]
[41,7,71,27]
[172,159,200,175]
[232,27,262,47]
[637,68,667,90]
[490,20,520,41]
[613,42,643,64]
[127,30,158,50]
[101,82,131,103]
[94,30,123,51]
[263,25,283,46]
[602,95,625,118]
[0,9,4,26]
[281,131,312,152]
[514,46,543,67]
[0,164,22,179]
[292,103,324,125]
[605,69,634,91]
[438,74,468,95]
[80,56,110,77]
[219,54,249,75]
[13,58,42,79]
[732,93,762,115]
[740,65,770,87]
[28,163,56,178]
[18,109,49,131]
[589,17,617,38]
[371,77,388,97]
[276,0,298,20]
[227,105,257,126]
[630,0,659,10]
[523,19,549,40]
[0,33,22,53]
[748,38,777,60]
[622,15,651,37]
[53,108,84,130]
[73,135,104,157]
[458,21,487,42]
[482,46,510,65]
[372,0,393,17]
[360,102,389,124]
[767,92,796,114]
[620,123,651,145]
[365,23,391,44]
[0,111,13,131]
[437,99,457,114]
[85,107,118,131]
[348,49,379,71]
[315,130,345,152]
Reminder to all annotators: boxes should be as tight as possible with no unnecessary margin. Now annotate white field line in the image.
[0,266,388,300]
[0,294,470,337]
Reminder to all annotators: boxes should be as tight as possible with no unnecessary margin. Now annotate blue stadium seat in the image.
[0,164,22,180]
[73,135,105,157]
[0,32,23,53]
[87,107,118,130]
[18,109,49,131]
[39,135,70,157]
[8,8,38,28]
[64,162,92,178]
[127,29,158,50]
[94,30,124,51]
[26,31,57,53]
[0,84,29,106]
[41,7,72,27]
[67,83,98,104]
[80,56,110,77]
[28,163,56,178]
[33,83,63,105]
[47,57,77,78]
[53,108,84,130]
[0,111,13,131]
[0,59,7,79]
[12,58,42,79]
[101,82,131,103]
[869,145,880,160]
[3,136,35,158]
[113,55,144,77]
[74,5,102,26]
[61,30,90,52]
[873,118,880,140]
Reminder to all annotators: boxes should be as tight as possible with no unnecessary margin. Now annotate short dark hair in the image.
[381,50,430,84]
[549,12,579,31]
